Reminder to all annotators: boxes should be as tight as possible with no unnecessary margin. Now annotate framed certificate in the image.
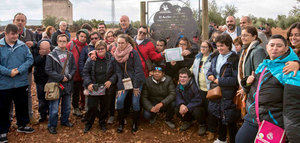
[165,47,184,62]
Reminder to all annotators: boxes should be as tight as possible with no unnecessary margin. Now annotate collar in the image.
[152,76,166,84]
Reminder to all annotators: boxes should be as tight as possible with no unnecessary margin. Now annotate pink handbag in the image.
[254,67,286,143]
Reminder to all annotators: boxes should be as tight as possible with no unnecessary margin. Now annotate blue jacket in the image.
[206,51,240,124]
[175,78,203,111]
[242,48,300,142]
[191,52,212,89]
[79,44,94,76]
[0,38,33,90]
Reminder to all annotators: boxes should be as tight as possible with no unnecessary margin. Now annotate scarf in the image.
[114,44,133,63]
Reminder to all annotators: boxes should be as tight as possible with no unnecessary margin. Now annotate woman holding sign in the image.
[113,34,145,133]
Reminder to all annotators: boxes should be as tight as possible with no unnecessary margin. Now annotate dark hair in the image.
[233,36,243,46]
[157,39,167,46]
[45,26,55,38]
[215,34,233,51]
[89,31,100,38]
[113,30,123,37]
[13,13,27,21]
[287,22,300,47]
[178,67,192,78]
[98,23,106,28]
[5,24,19,34]
[81,23,93,31]
[177,37,191,49]
[117,34,136,48]
[57,34,69,42]
[243,26,262,43]
[202,40,214,53]
[269,34,288,47]
[139,25,148,33]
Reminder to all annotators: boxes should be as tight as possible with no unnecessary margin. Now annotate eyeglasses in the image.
[201,46,208,49]
[179,43,187,46]
[139,31,147,35]
[241,34,251,38]
[96,48,106,51]
[90,37,99,40]
[154,67,163,71]
[289,33,300,38]
[58,40,67,43]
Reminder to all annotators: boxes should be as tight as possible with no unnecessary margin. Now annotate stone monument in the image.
[43,0,73,25]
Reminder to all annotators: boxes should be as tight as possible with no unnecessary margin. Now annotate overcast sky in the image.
[0,0,297,22]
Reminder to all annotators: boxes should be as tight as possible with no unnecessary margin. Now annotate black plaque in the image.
[150,2,198,48]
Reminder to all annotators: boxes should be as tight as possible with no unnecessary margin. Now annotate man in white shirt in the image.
[223,16,241,53]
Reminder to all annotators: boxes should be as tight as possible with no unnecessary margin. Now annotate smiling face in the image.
[78,32,87,43]
[200,42,210,55]
[289,28,300,47]
[117,37,128,50]
[153,70,164,81]
[267,38,289,60]
[179,73,191,85]
[156,41,165,53]
[137,27,147,40]
[90,34,99,46]
[95,45,107,57]
[120,16,130,30]
[241,29,257,45]
[5,31,19,44]
[216,42,230,55]
[226,16,236,31]
[57,36,68,49]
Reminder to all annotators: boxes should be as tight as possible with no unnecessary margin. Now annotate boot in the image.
[117,109,124,133]
[131,111,140,133]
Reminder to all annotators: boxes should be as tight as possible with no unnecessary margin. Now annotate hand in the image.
[154,102,163,112]
[208,75,215,82]
[133,88,140,97]
[283,61,299,77]
[25,41,34,48]
[88,50,97,61]
[214,78,219,84]
[62,76,68,82]
[150,106,158,113]
[181,50,191,57]
[116,90,124,98]
[170,61,176,66]
[88,84,94,92]
[162,50,166,56]
[179,104,188,116]
[10,68,19,77]
[104,81,112,89]
[246,71,255,85]
[236,88,245,97]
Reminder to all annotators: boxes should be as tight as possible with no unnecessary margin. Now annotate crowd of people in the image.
[0,12,299,143]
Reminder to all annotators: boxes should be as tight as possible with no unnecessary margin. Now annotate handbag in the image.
[136,46,153,71]
[206,65,227,100]
[254,67,286,143]
[44,52,69,100]
[234,87,247,118]
[122,61,133,90]
[89,84,106,96]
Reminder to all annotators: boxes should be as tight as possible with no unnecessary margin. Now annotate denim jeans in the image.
[115,87,142,111]
[48,91,71,127]
[235,119,258,143]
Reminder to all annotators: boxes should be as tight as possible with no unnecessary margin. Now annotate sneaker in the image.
[198,125,206,136]
[17,126,35,133]
[164,121,175,129]
[107,116,115,124]
[207,131,215,140]
[73,108,82,117]
[61,122,73,127]
[0,133,8,143]
[213,139,227,143]
[48,126,57,134]
[180,121,192,131]
[124,119,127,125]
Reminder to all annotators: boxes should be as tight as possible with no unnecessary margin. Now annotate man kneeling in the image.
[175,68,206,136]
[141,66,176,129]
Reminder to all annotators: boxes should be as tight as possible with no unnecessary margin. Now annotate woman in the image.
[235,35,300,143]
[166,37,195,83]
[42,26,56,40]
[113,34,145,133]
[287,22,300,57]
[206,34,239,143]
[190,40,214,138]
[82,40,115,133]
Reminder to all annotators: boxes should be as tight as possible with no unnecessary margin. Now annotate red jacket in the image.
[67,39,88,81]
[134,39,163,77]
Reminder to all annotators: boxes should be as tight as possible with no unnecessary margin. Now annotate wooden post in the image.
[202,0,209,40]
[140,1,146,26]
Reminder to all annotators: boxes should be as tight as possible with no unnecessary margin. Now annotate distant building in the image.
[43,0,73,25]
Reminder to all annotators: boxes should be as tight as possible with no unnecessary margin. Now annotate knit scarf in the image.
[114,44,133,63]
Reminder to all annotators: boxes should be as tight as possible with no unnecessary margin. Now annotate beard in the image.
[227,24,236,31]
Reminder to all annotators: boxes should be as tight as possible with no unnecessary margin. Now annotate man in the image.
[119,15,137,38]
[0,24,35,143]
[141,66,176,129]
[0,13,38,124]
[240,16,268,48]
[134,26,164,77]
[223,16,241,52]
[98,23,106,40]
[51,21,71,46]
[45,34,76,134]
[67,29,89,117]
[175,68,206,136]
[33,40,52,122]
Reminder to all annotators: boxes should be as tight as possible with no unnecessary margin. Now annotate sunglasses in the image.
[90,37,99,40]
[96,48,106,51]
[154,67,163,71]
[139,31,147,35]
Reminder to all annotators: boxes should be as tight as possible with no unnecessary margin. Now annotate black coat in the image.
[45,49,76,94]
[113,50,145,90]
[206,51,240,124]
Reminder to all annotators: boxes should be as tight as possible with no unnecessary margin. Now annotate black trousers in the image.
[175,106,206,125]
[0,86,29,134]
[36,83,49,118]
[85,95,109,126]
[143,101,175,121]
[107,85,116,116]
[72,81,84,109]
